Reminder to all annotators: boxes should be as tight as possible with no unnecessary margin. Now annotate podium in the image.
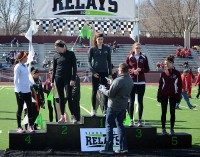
[9,116,192,150]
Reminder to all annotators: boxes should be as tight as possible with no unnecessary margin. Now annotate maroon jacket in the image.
[157,68,182,98]
[43,78,52,96]
[126,52,150,82]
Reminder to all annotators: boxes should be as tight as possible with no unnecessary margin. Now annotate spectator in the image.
[176,69,196,110]
[2,52,7,59]
[83,70,90,82]
[156,62,162,71]
[11,37,21,49]
[194,67,200,99]
[186,68,195,98]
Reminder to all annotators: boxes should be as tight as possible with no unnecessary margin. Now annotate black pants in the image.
[91,72,108,111]
[128,84,145,120]
[55,77,73,116]
[15,92,33,127]
[47,100,58,122]
[161,96,176,129]
[196,84,200,98]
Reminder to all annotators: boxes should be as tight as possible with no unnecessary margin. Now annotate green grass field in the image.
[0,85,199,150]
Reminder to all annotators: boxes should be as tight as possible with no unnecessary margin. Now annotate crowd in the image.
[12,32,200,155]
[175,47,191,58]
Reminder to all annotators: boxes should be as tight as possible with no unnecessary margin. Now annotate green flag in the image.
[35,113,44,129]
[124,114,131,126]
[79,25,91,39]
[47,91,54,108]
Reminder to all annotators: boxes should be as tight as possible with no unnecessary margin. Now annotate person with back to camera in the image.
[51,40,77,123]
[88,32,112,116]
[157,55,182,135]
[194,67,200,99]
[99,63,133,155]
[126,42,150,127]
[13,51,34,133]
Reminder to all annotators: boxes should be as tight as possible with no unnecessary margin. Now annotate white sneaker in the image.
[129,120,135,127]
[91,110,96,117]
[138,120,143,127]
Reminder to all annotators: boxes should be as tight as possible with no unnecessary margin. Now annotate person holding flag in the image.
[30,67,45,130]
[13,51,34,133]
[88,32,112,116]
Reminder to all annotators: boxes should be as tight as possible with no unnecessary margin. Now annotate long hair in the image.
[130,42,141,54]
[93,32,104,47]
[55,40,68,52]
[12,51,27,74]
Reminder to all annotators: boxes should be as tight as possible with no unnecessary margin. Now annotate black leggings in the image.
[161,96,176,129]
[15,92,33,127]
[91,72,108,111]
[55,77,73,116]
[47,100,58,122]
[128,84,145,120]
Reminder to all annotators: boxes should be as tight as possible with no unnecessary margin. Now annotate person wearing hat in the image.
[157,55,182,135]
[175,69,196,110]
[88,32,112,116]
[194,67,200,99]
[51,40,77,123]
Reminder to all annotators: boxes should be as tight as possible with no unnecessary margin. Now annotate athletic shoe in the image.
[17,127,25,133]
[58,116,65,123]
[169,129,175,135]
[175,107,182,110]
[115,150,128,154]
[91,110,96,117]
[137,120,143,127]
[162,129,168,135]
[27,126,35,133]
[129,120,135,127]
[99,150,114,155]
[72,117,78,124]
[190,106,196,110]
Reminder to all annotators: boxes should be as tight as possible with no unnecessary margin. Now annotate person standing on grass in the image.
[51,40,77,123]
[88,32,112,116]
[99,63,133,155]
[126,42,150,127]
[175,69,196,110]
[194,67,200,99]
[157,55,182,135]
[13,51,34,133]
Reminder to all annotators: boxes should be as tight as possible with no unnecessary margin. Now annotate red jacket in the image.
[186,72,195,86]
[43,78,52,95]
[181,74,187,91]
[157,68,182,98]
[194,73,200,86]
[126,52,150,82]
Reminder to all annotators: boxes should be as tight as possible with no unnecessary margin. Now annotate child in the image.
[30,67,45,130]
[194,67,200,99]
[43,71,58,122]
[175,69,196,110]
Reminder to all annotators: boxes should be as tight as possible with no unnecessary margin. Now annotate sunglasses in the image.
[135,47,141,49]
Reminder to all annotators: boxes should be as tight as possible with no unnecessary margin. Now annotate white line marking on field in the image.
[80,105,91,114]
[144,96,156,100]
[0,87,4,90]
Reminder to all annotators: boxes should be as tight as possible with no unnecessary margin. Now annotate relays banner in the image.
[80,128,120,151]
[33,0,136,19]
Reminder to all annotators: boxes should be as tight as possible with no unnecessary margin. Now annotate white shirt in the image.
[14,63,32,93]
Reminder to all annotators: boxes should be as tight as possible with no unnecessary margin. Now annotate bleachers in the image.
[0,43,199,73]
[144,44,199,72]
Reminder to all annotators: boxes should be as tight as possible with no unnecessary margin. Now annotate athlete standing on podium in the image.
[88,32,112,116]
[51,40,77,123]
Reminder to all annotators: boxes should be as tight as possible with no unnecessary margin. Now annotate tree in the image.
[140,0,199,37]
[0,0,29,35]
